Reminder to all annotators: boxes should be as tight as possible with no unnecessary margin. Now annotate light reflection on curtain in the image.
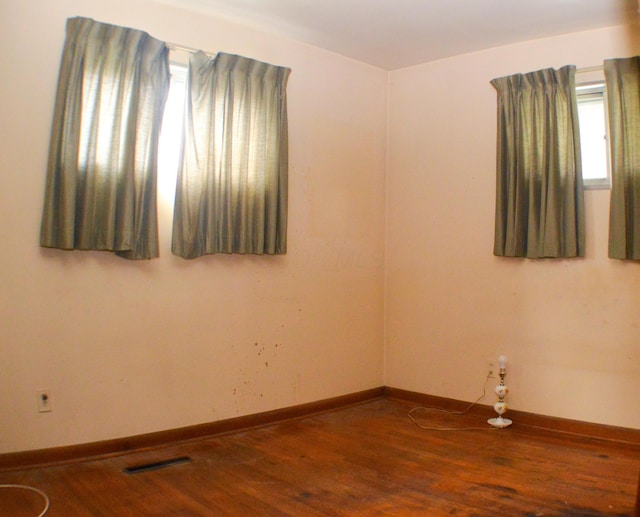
[172,51,291,259]
[604,57,640,260]
[40,17,170,260]
[491,66,585,258]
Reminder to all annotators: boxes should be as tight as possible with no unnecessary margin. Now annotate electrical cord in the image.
[0,484,50,516]
[408,373,499,431]
[0,378,494,517]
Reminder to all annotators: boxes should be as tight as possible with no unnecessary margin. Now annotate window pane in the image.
[576,88,609,188]
[158,65,187,207]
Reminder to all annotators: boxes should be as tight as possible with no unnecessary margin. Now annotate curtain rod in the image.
[166,42,216,58]
[576,65,603,74]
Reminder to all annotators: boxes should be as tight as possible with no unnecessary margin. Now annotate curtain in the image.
[40,17,170,260]
[604,57,640,260]
[172,52,291,259]
[491,66,585,258]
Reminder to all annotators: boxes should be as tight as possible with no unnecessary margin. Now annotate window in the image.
[158,63,187,207]
[576,82,610,189]
[42,18,291,260]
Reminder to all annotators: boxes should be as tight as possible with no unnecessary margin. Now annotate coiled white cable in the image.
[0,484,50,516]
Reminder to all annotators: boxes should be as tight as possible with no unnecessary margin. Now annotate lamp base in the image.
[487,417,513,429]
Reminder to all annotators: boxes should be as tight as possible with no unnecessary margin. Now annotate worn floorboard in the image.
[1,398,638,516]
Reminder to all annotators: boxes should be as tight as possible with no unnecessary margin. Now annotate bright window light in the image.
[158,64,187,207]
[576,83,610,189]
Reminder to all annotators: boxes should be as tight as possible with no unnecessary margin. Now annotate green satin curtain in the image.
[491,66,585,258]
[172,52,291,259]
[604,57,640,260]
[40,17,170,260]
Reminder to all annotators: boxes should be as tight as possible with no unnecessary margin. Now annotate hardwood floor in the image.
[1,398,638,516]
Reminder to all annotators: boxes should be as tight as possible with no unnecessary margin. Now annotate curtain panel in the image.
[40,17,170,260]
[491,66,585,258]
[172,52,291,259]
[604,57,640,260]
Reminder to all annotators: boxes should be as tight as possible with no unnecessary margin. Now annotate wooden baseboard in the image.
[383,386,640,447]
[3,385,639,471]
[0,387,384,471]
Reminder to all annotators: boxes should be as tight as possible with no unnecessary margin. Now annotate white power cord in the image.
[408,373,499,431]
[0,484,50,516]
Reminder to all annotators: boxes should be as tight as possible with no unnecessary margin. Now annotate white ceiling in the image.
[156,0,639,70]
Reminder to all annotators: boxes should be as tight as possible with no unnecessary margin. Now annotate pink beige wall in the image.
[2,0,639,455]
[385,24,640,429]
[0,0,387,453]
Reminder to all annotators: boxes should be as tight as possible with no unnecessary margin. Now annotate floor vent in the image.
[124,456,192,474]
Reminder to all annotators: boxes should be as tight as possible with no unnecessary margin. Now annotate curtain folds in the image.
[172,52,291,259]
[604,57,640,260]
[491,66,585,258]
[40,17,170,260]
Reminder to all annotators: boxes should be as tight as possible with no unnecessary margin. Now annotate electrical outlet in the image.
[486,360,496,379]
[37,390,52,413]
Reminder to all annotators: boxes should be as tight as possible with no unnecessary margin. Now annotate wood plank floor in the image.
[1,398,638,516]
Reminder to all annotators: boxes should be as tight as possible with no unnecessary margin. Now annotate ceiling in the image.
[156,0,639,70]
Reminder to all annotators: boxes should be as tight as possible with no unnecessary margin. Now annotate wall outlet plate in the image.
[37,390,52,412]
[486,360,496,378]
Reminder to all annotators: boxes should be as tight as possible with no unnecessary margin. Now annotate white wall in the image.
[0,0,387,453]
[385,24,640,429]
